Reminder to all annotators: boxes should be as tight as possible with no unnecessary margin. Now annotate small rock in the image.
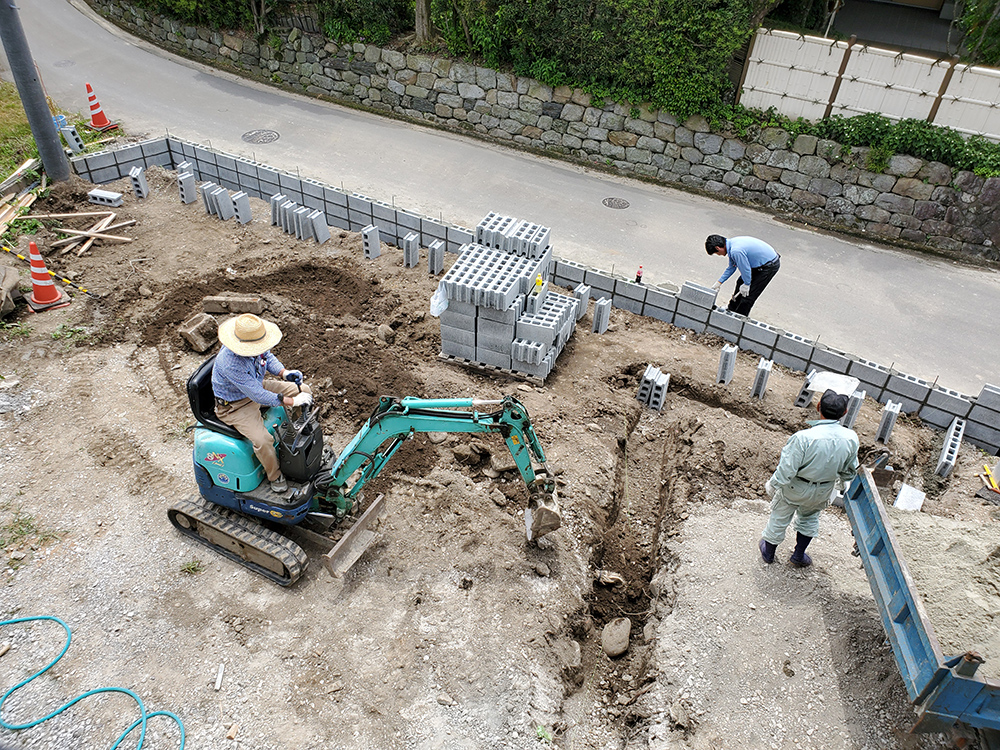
[427,432,447,444]
[601,617,631,658]
[534,563,550,577]
[376,323,395,344]
[437,693,456,706]
[7,552,22,561]
[138,286,152,298]
[0,380,19,391]
[517,384,532,392]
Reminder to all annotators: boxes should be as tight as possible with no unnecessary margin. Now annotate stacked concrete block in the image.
[573,283,590,321]
[403,232,420,268]
[233,192,252,224]
[612,278,646,315]
[935,417,966,478]
[269,194,286,225]
[512,338,546,365]
[637,364,669,411]
[919,386,972,430]
[772,332,815,372]
[876,401,902,444]
[475,212,518,250]
[277,172,304,205]
[525,280,548,315]
[88,188,123,208]
[279,200,298,233]
[294,206,312,240]
[445,225,475,255]
[841,390,865,429]
[738,319,781,360]
[551,259,586,289]
[213,187,235,221]
[177,172,197,204]
[200,182,219,215]
[478,315,517,369]
[674,282,716,333]
[324,187,350,231]
[502,219,551,258]
[642,285,678,323]
[515,292,578,349]
[707,308,744,344]
[884,371,933,414]
[440,298,477,361]
[717,344,738,385]
[428,240,445,275]
[441,243,536,310]
[809,344,853,375]
[129,166,149,199]
[848,358,891,401]
[592,298,611,334]
[751,358,773,400]
[363,225,382,259]
[60,126,85,154]
[309,210,330,244]
[965,384,1000,453]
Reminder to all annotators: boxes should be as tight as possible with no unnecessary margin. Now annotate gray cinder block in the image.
[213,187,235,221]
[428,240,445,275]
[751,358,772,400]
[310,210,331,244]
[678,281,717,309]
[403,232,420,268]
[841,390,865,429]
[573,283,590,321]
[935,417,965,478]
[61,126,85,154]
[88,188,123,208]
[233,192,252,224]
[270,194,286,225]
[363,225,381,259]
[592,297,611,334]
[876,401,902,444]
[178,173,197,204]
[717,344,737,385]
[200,182,218,215]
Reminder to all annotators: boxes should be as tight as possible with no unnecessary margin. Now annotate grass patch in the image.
[0,322,31,339]
[51,323,89,342]
[180,559,205,575]
[0,502,59,569]
[0,80,37,179]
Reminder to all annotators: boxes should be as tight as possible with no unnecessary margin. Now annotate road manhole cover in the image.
[602,197,629,210]
[242,129,280,144]
[53,60,75,68]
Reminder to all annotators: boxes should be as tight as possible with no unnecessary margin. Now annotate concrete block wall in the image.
[69,138,1000,455]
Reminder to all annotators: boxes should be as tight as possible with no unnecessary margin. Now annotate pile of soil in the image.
[0,166,995,749]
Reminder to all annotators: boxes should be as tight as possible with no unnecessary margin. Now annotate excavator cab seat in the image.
[187,355,243,440]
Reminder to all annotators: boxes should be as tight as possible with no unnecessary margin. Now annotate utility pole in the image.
[0,0,70,182]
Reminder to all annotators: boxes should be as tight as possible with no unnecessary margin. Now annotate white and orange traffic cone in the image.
[85,82,118,132]
[26,242,70,313]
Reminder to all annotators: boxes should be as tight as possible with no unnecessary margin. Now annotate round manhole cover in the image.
[242,129,280,144]
[602,197,629,210]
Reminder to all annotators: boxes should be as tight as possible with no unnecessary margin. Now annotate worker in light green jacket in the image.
[760,389,860,567]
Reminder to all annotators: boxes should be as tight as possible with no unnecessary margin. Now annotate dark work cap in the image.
[820,389,849,419]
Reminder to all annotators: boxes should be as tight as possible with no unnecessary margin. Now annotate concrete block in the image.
[751,358,772,400]
[310,210,331,244]
[233,192,252,224]
[648,370,670,411]
[885,372,933,405]
[477,317,516,341]
[112,144,142,165]
[644,305,675,324]
[883,392,922,415]
[848,358,891,391]
[675,299,711,324]
[403,231,420,268]
[428,240,445,275]
[60,126,85,154]
[918,404,960,430]
[636,363,658,405]
[924,386,972,418]
[323,187,348,207]
[511,338,548,365]
[573,284,590,321]
[362,225,381,259]
[441,339,476,361]
[771,350,809,373]
[420,218,448,242]
[395,209,421,231]
[974,384,1000,412]
[592,297,611,334]
[739,320,780,351]
[962,419,1000,454]
[177,173,197,204]
[876,401,902,444]
[678,281,717,309]
[708,308,745,337]
[214,187,235,221]
[440,306,475,333]
[775,332,815,361]
[614,279,647,303]
[552,258,586,285]
[612,295,644,314]
[88,188,123,208]
[935,418,965,478]
[203,295,264,314]
[479,296,522,325]
[583,269,615,299]
[90,165,122,184]
[643,286,678,317]
[178,312,218,353]
[302,178,324,201]
[717,344,737,385]
[83,150,115,170]
[794,370,819,409]
[672,314,707,334]
[269,194,286,225]
[440,323,476,348]
[476,347,512,369]
[512,350,555,380]
[372,201,396,224]
[809,345,852,374]
[841,390,865,429]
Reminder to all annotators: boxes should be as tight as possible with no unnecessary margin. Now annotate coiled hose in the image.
[0,616,185,749]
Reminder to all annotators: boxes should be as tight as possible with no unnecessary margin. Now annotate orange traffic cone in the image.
[26,242,70,313]
[85,82,118,132]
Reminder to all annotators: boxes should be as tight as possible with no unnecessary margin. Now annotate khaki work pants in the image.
[215,380,312,482]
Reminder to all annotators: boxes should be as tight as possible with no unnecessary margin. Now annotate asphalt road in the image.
[2,0,997,395]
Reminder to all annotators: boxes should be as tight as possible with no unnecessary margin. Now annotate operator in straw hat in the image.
[212,313,313,495]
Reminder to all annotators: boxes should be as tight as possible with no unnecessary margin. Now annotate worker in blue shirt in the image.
[706,234,780,316]
[760,390,859,567]
[212,313,313,494]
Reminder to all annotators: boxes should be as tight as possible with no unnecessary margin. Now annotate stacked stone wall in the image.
[87,0,1000,262]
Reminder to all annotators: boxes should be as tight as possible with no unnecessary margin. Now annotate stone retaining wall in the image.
[88,0,999,261]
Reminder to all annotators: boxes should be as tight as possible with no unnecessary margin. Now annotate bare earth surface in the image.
[0,166,996,749]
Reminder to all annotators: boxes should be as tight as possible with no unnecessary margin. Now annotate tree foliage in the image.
[316,0,411,45]
[130,0,254,30]
[961,0,1000,66]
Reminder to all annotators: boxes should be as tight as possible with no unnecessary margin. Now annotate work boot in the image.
[759,539,777,564]
[270,474,288,494]
[789,532,813,567]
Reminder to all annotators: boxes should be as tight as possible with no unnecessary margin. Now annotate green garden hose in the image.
[0,615,185,749]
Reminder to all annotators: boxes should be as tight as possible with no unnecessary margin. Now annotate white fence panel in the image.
[936,65,1000,138]
[741,28,1000,142]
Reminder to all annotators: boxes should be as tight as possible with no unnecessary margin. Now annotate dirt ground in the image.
[0,165,997,749]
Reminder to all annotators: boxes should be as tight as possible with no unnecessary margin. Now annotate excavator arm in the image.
[320,395,560,541]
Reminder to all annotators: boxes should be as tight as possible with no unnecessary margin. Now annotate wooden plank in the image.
[51,227,132,242]
[75,213,116,256]
[59,213,113,256]
[24,211,116,220]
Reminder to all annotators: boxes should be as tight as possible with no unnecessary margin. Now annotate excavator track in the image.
[168,496,309,586]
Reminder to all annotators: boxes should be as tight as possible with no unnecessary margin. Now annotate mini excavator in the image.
[168,356,561,586]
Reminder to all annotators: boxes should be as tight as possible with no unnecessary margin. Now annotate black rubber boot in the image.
[759,539,777,564]
[789,532,813,567]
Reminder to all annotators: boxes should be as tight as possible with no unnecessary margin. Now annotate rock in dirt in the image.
[376,323,395,344]
[557,639,583,687]
[601,617,631,658]
[452,444,481,465]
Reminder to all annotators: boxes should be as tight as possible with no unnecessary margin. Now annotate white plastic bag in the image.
[429,282,449,317]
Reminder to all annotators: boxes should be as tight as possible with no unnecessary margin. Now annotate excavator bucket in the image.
[323,493,386,578]
[525,486,561,541]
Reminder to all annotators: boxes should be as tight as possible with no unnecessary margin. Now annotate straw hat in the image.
[218,314,282,357]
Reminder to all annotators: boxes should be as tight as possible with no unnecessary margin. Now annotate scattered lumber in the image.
[0,159,39,195]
